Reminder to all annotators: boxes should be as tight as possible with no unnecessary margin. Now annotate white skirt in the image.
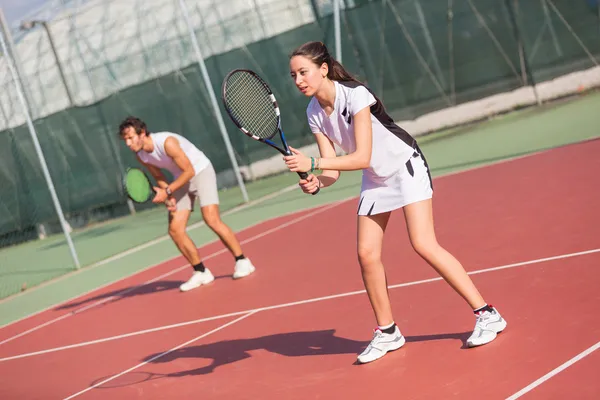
[357,151,433,216]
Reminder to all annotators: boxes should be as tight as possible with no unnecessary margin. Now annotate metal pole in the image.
[41,21,75,107]
[0,8,36,117]
[447,0,456,104]
[415,0,446,88]
[505,0,541,105]
[0,24,81,269]
[333,0,342,62]
[541,0,562,56]
[177,0,249,203]
[68,12,136,214]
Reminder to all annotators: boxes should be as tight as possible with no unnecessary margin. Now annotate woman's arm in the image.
[318,107,372,171]
[313,132,340,188]
[284,106,372,174]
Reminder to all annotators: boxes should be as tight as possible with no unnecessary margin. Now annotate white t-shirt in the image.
[306,80,416,184]
[137,132,211,178]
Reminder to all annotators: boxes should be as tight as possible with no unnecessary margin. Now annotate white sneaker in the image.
[466,307,507,347]
[357,325,406,364]
[232,258,256,279]
[179,269,215,292]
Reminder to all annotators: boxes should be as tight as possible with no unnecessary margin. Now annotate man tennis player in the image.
[119,116,256,291]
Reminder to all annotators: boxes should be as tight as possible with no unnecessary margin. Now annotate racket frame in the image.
[123,167,155,203]
[221,69,320,195]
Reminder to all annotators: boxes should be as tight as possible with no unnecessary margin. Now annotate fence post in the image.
[177,0,249,203]
[333,0,342,62]
[504,0,541,105]
[0,21,81,269]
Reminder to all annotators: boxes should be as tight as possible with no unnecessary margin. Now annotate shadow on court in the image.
[404,331,472,349]
[54,280,183,310]
[142,329,369,376]
[53,275,235,311]
[140,329,474,377]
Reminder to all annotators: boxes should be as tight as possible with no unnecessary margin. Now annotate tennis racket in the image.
[221,69,320,195]
[123,167,155,203]
[90,371,170,388]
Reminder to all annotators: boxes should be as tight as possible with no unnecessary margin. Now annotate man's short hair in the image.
[119,116,148,137]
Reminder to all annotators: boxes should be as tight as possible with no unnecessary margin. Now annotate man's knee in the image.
[202,205,222,230]
[168,224,186,241]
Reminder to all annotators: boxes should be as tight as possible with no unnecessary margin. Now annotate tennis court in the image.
[1,103,598,398]
[2,1,600,397]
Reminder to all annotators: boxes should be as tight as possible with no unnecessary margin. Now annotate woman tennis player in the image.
[283,41,507,364]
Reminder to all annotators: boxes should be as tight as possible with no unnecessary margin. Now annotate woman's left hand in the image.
[283,146,312,173]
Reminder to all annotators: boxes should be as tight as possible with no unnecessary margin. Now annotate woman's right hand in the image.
[299,174,320,194]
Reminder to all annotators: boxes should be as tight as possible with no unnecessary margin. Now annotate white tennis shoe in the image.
[466,307,507,347]
[233,258,256,279]
[357,325,406,364]
[179,269,215,292]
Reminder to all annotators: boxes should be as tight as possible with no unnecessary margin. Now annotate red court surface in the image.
[1,139,599,399]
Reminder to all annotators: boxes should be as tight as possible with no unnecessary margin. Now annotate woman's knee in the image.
[410,235,439,259]
[357,244,381,268]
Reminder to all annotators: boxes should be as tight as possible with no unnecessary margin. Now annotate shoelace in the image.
[474,311,494,331]
[364,329,384,352]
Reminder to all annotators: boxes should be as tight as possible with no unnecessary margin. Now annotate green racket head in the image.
[124,168,153,203]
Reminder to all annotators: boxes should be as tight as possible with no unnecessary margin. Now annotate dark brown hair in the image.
[291,41,385,108]
[291,41,360,83]
[118,116,148,137]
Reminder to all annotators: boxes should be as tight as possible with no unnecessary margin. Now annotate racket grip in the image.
[297,172,320,195]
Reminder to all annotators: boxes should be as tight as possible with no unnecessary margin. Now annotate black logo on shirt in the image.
[341,107,352,124]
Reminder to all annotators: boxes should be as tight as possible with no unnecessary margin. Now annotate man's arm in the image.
[163,136,196,193]
[135,154,169,190]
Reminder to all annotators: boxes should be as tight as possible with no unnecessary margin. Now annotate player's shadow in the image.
[405,331,472,349]
[143,329,369,376]
[54,279,190,310]
[55,273,235,311]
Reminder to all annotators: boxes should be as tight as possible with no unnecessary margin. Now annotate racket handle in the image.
[297,172,320,195]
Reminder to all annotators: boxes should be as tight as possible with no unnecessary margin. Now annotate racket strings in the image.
[125,169,152,202]
[225,73,278,139]
[226,77,275,137]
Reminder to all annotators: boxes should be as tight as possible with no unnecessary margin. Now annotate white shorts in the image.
[357,150,433,216]
[173,163,220,211]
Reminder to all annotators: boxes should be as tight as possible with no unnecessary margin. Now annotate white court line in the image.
[505,341,600,400]
[0,143,552,330]
[0,182,299,310]
[2,247,598,363]
[0,200,347,346]
[0,142,572,334]
[62,311,259,400]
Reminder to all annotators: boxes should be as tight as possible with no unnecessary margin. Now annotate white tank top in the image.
[137,132,211,178]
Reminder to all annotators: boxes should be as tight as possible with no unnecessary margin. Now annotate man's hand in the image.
[153,187,168,203]
[165,197,177,212]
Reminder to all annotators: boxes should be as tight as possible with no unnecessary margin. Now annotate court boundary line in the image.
[2,137,597,334]
[62,311,259,400]
[0,141,568,331]
[505,341,600,400]
[0,200,348,345]
[0,182,300,307]
[2,247,598,363]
